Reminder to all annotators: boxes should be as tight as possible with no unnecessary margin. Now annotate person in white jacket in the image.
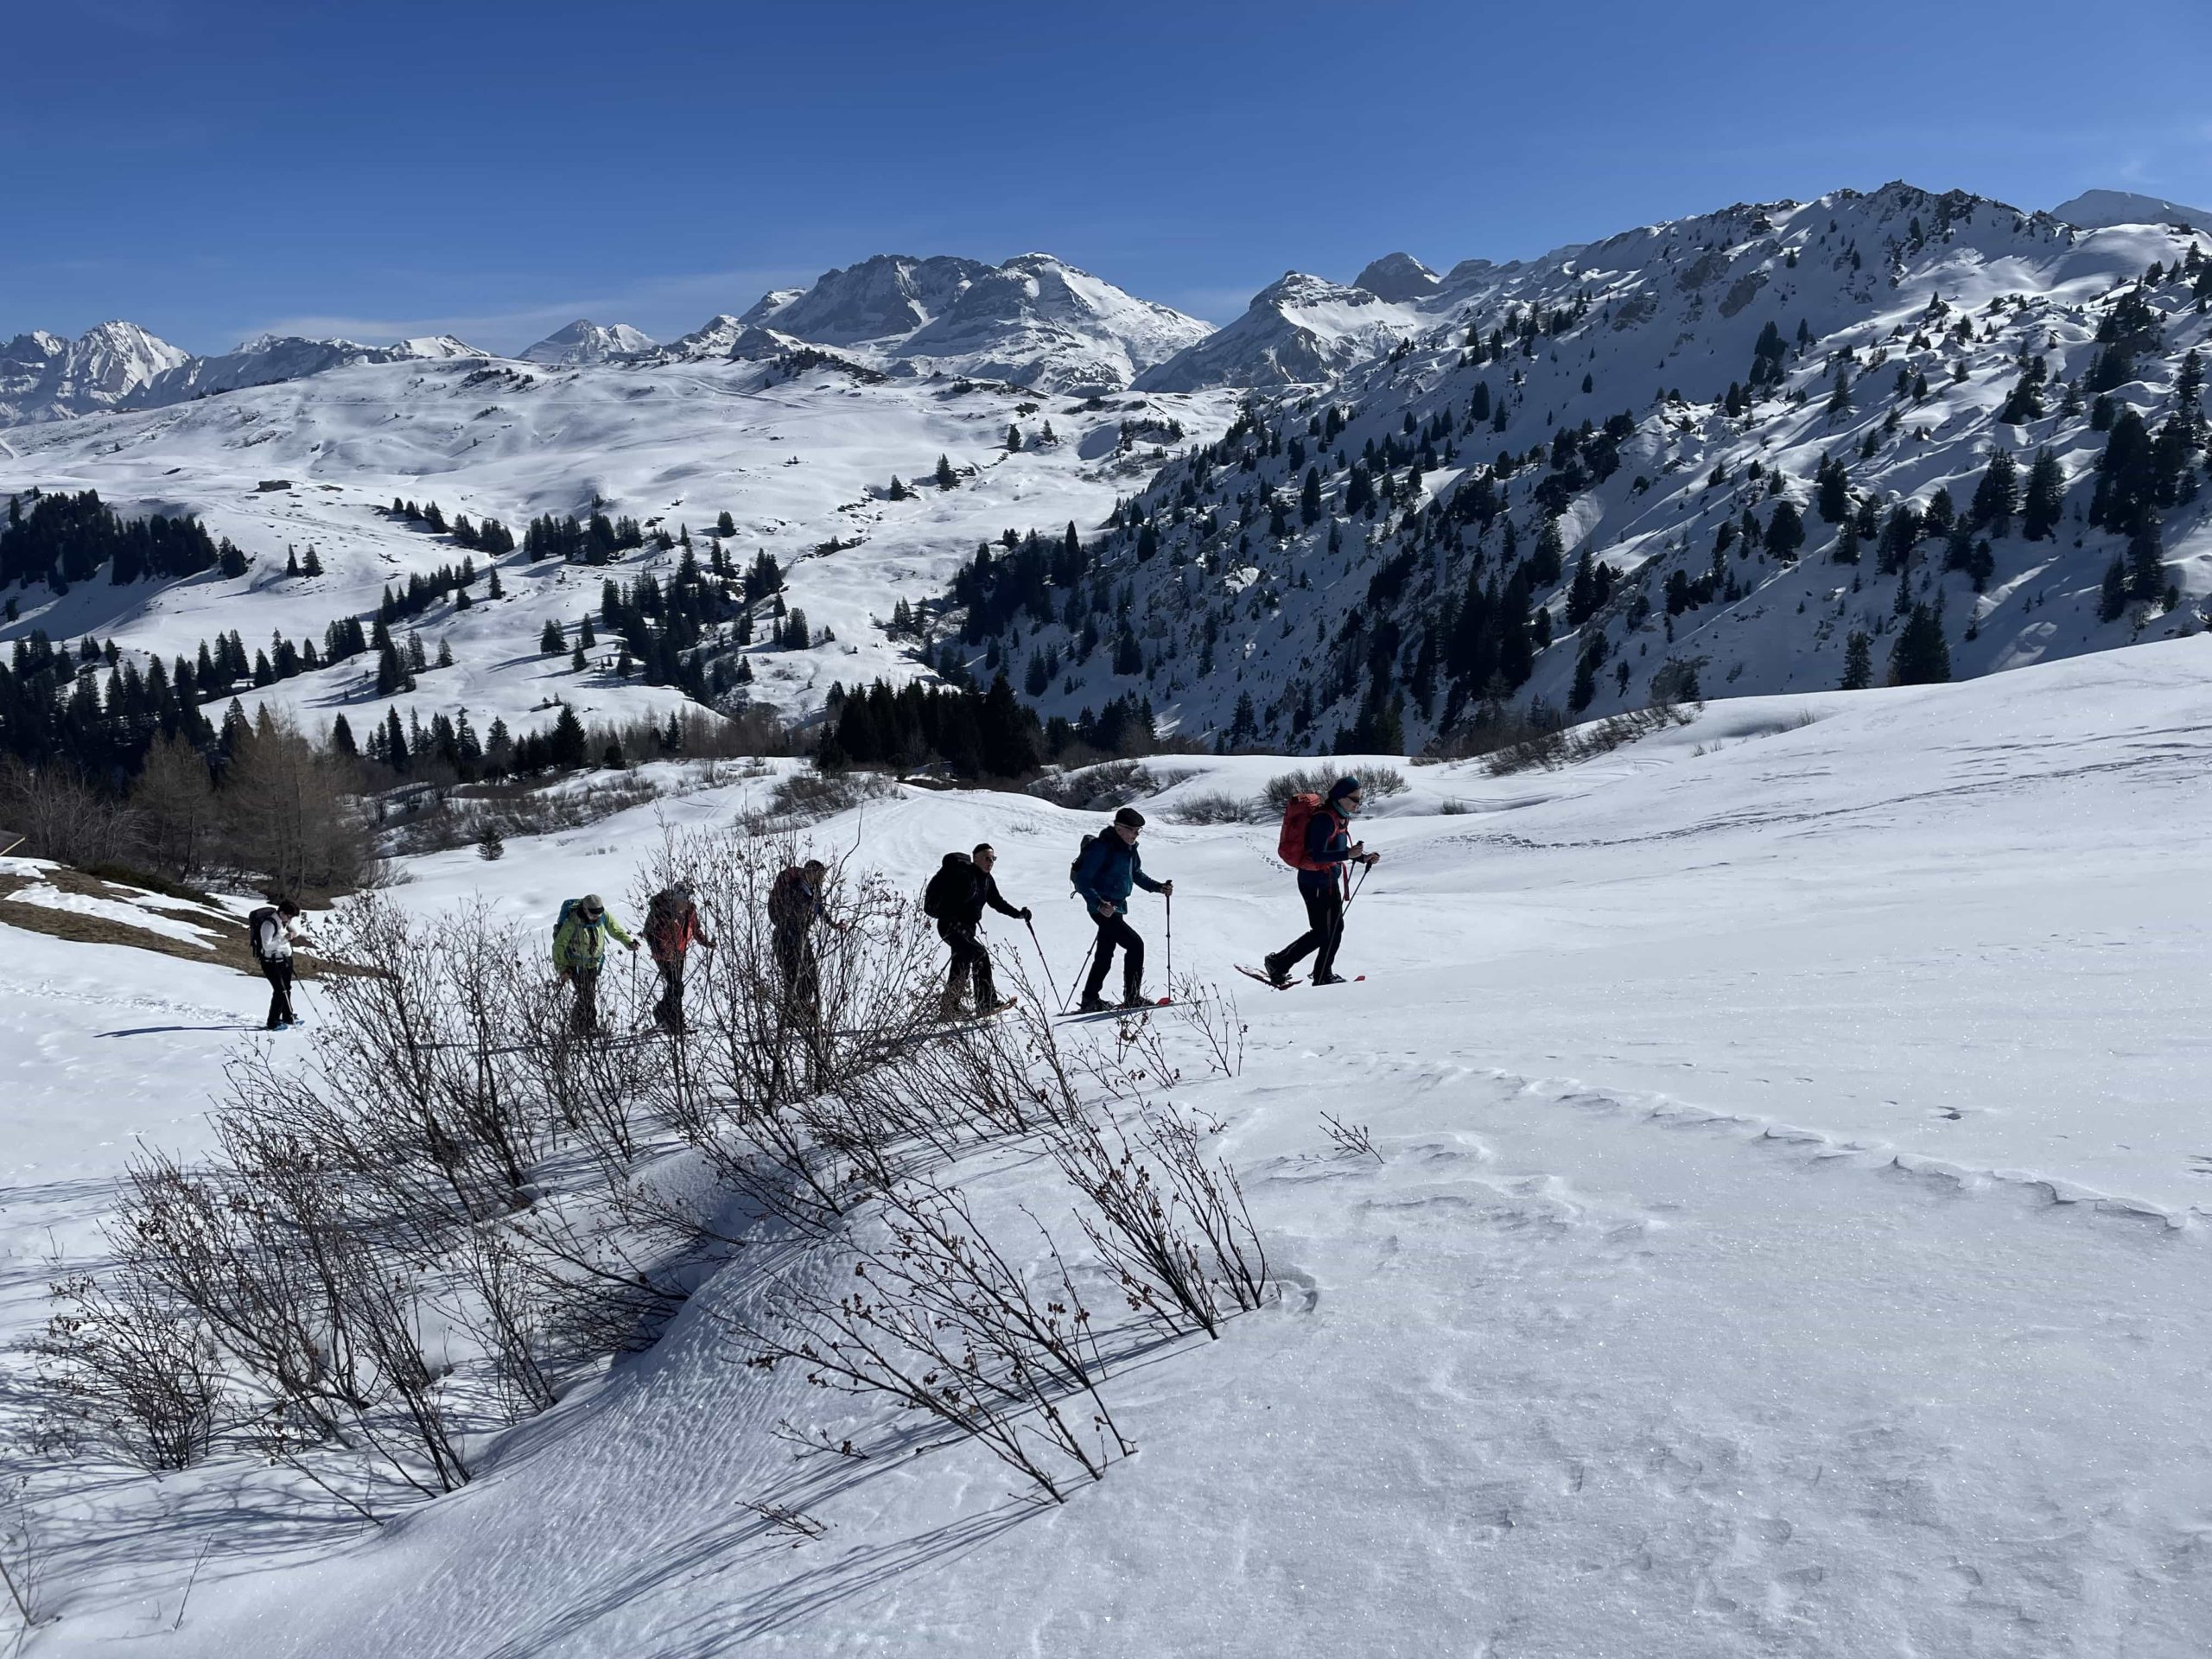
[247,898,306,1029]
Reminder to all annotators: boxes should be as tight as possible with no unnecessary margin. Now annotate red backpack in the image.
[1277,793,1332,871]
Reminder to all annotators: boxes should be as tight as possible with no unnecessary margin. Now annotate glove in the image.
[1161,880,1174,897]
[1020,907,1033,922]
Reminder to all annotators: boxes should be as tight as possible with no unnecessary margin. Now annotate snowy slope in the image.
[1135,270,1426,391]
[741,252,1213,390]
[4,638,2209,1656]
[0,321,193,426]
[976,181,2212,751]
[0,348,1237,741]
[518,320,657,365]
[2053,188,2212,229]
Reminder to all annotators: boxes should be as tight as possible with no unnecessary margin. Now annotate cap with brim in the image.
[1114,807,1146,829]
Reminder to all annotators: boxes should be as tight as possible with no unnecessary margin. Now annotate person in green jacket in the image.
[554,893,639,1033]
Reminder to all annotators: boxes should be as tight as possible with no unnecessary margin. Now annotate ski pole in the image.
[1165,888,1173,984]
[1025,916,1064,1011]
[1064,933,1096,1014]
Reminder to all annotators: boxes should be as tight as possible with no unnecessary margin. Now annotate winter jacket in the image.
[247,906,294,964]
[645,898,709,964]
[554,903,634,972]
[1073,832,1164,915]
[944,862,1025,930]
[1298,808,1355,896]
[768,868,825,935]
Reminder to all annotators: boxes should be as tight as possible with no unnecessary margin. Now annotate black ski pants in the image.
[1272,878,1344,980]
[938,918,995,1007]
[652,957,687,1032]
[568,966,602,1034]
[773,925,820,1025]
[262,959,297,1028]
[1081,910,1145,1001]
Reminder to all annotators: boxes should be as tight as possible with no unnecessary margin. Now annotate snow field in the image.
[3,636,2210,1656]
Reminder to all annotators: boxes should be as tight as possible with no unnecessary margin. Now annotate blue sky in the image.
[8,0,2210,355]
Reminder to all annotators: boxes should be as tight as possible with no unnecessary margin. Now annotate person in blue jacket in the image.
[1262,776,1379,987]
[1072,806,1173,1011]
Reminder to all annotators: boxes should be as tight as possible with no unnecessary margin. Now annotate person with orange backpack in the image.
[1256,776,1378,988]
[644,884,715,1033]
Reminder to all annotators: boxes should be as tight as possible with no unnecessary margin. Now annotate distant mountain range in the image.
[7,188,2203,429]
[3,181,2209,760]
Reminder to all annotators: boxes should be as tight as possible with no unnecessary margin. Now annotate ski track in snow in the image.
[6,640,2212,1656]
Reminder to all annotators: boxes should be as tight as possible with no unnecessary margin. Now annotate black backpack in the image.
[1068,832,1101,892]
[246,905,281,964]
[922,853,969,920]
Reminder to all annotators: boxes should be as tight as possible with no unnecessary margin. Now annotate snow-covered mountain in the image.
[0,321,192,424]
[1135,272,1426,391]
[957,181,2212,753]
[1352,251,1443,303]
[737,252,1212,390]
[518,319,656,365]
[2053,188,2212,230]
[0,326,485,428]
[0,339,1238,742]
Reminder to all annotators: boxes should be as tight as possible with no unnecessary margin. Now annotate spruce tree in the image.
[477,823,505,861]
[1840,630,1872,690]
[936,454,957,490]
[2021,449,2064,541]
[540,619,564,654]
[1766,500,1806,561]
[1887,603,1951,685]
[2098,556,2128,622]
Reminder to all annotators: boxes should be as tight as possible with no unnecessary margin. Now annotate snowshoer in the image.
[247,897,305,1029]
[554,893,639,1033]
[1261,776,1378,987]
[767,860,832,1026]
[1071,807,1172,1011]
[645,884,715,1033]
[923,843,1028,1020]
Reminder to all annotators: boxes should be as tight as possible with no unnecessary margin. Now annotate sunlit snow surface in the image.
[4,639,2210,1656]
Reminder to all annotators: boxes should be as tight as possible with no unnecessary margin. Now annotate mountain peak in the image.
[1353,252,1441,302]
[2051,188,2212,230]
[518,320,656,366]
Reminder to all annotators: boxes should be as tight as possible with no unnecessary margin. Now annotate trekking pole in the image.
[1064,934,1096,1014]
[1165,888,1173,985]
[1345,861,1371,908]
[1025,916,1064,1011]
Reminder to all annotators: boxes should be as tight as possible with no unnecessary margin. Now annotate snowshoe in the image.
[1311,971,1348,987]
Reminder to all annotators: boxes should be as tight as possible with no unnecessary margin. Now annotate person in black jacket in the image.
[928,844,1029,1019]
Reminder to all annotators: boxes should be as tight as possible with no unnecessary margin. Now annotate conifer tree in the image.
[2098,556,2128,621]
[936,454,957,490]
[2021,449,2065,541]
[1888,603,1951,685]
[1840,630,1872,690]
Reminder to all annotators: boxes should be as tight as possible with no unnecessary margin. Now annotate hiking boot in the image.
[1077,995,1110,1014]
[1311,971,1348,987]
[1118,990,1152,1009]
[1261,955,1292,989]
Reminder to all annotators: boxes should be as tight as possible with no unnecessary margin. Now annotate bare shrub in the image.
[1164,790,1261,825]
[1484,700,1697,776]
[1026,759,1156,810]
[736,1179,1129,1503]
[0,1479,53,1639]
[36,1269,226,1471]
[762,768,895,827]
[1321,1111,1382,1163]
[1262,763,1408,810]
